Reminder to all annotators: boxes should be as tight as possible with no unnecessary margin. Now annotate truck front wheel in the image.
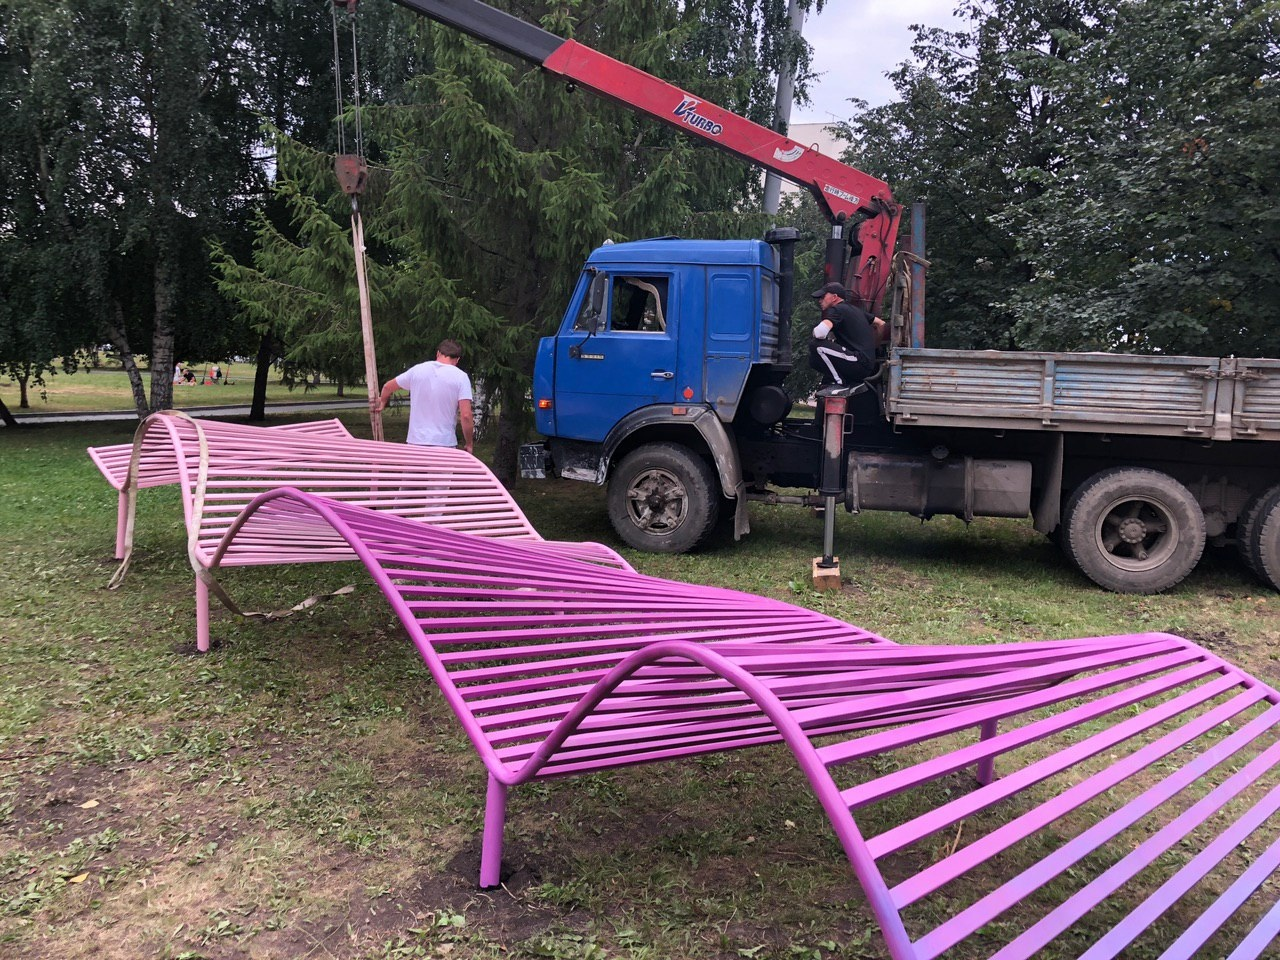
[607,443,720,553]
[1063,467,1205,594]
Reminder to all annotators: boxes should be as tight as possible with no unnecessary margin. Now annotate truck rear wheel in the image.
[607,443,719,553]
[1237,484,1280,579]
[1246,487,1280,591]
[1063,467,1205,594]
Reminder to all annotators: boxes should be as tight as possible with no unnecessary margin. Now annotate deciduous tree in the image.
[844,0,1277,357]
[998,0,1280,356]
[0,0,331,418]
[846,0,1110,350]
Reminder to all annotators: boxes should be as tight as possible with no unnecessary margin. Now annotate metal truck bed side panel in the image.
[1232,357,1280,441]
[887,349,1233,439]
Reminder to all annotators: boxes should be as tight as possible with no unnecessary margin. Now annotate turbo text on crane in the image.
[672,98,723,136]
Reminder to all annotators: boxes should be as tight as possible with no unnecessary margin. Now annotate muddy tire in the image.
[1247,487,1280,591]
[1063,467,1205,594]
[607,443,719,553]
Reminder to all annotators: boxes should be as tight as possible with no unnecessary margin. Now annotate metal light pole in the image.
[763,0,805,220]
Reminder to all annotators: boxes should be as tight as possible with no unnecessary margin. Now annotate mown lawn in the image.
[1,413,1277,959]
[1,363,351,416]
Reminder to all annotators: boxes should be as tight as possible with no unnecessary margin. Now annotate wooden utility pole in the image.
[349,201,384,441]
[335,157,383,441]
[332,3,384,440]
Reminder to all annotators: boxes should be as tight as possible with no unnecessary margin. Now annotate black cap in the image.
[810,281,849,300]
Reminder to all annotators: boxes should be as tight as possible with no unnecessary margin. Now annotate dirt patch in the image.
[1180,628,1235,652]
[0,703,588,960]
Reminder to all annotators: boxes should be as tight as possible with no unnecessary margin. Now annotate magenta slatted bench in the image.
[93,411,631,650]
[217,487,1280,960]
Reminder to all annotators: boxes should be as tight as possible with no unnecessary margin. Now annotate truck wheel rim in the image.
[624,468,688,533]
[1093,495,1179,571]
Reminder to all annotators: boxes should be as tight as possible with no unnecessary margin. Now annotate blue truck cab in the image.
[521,234,1280,596]
[533,237,785,446]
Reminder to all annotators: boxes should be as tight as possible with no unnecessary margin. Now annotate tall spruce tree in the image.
[219,0,816,479]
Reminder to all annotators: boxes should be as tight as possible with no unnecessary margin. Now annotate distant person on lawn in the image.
[374,339,474,453]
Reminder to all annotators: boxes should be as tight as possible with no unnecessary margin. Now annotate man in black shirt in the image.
[807,281,879,386]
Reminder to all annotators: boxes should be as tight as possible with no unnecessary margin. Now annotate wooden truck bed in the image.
[886,349,1280,442]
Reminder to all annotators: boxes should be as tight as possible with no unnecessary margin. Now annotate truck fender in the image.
[603,405,751,539]
[1032,433,1065,535]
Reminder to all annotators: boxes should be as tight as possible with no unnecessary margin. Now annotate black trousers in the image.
[809,340,876,386]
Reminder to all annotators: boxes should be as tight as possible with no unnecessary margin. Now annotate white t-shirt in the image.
[396,360,473,446]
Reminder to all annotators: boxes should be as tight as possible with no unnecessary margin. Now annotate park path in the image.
[2,399,367,426]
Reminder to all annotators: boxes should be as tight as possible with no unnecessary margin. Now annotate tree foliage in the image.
[846,0,1278,357]
[1,0,117,414]
[845,0,1111,349]
[0,0,340,418]
[998,0,1280,355]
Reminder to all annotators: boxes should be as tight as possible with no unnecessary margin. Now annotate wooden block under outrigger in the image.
[812,556,841,591]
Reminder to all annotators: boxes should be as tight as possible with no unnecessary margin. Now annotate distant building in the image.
[771,122,851,196]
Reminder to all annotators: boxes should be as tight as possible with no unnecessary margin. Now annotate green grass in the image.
[1,414,1277,959]
[2,361,352,415]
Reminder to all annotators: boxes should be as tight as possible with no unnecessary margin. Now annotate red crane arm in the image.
[542,40,893,225]
[541,40,901,307]
[383,0,900,307]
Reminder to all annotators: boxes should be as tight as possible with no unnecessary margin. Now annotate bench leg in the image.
[479,775,507,889]
[196,577,211,653]
[976,718,998,785]
[115,492,128,560]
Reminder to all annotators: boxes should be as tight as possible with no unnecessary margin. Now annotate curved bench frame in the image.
[216,486,1280,960]
[90,411,631,650]
[88,416,356,560]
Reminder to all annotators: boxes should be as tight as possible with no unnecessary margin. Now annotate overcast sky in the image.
[791,0,963,122]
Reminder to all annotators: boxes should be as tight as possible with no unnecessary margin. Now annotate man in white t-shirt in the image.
[375,339,475,452]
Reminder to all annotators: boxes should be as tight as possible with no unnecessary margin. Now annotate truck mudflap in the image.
[1031,433,1065,535]
[541,438,608,484]
[603,404,751,538]
[846,452,1032,521]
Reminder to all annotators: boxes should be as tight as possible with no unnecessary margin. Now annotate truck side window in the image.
[572,299,592,331]
[611,276,668,333]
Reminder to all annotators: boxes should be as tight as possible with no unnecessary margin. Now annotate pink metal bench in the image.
[88,416,356,560]
[92,411,631,651]
[216,486,1280,960]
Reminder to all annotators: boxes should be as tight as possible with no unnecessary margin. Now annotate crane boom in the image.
[384,0,901,307]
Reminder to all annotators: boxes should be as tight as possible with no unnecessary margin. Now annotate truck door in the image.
[553,273,677,442]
